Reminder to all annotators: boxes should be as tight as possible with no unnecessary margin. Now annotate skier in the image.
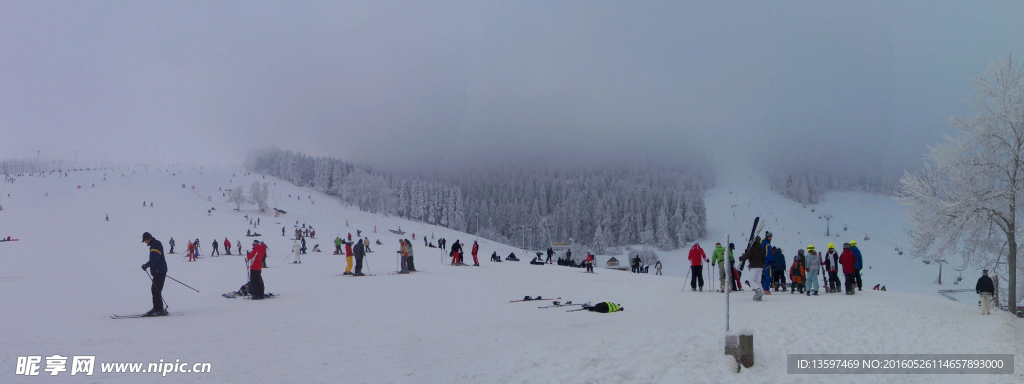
[655,260,663,276]
[398,239,409,273]
[341,239,354,274]
[738,236,766,301]
[291,241,301,264]
[565,249,573,266]
[140,232,168,316]
[300,236,307,255]
[439,238,446,251]
[976,269,995,315]
[711,242,732,291]
[839,243,857,295]
[169,237,175,254]
[450,240,463,265]
[334,237,342,254]
[282,227,285,236]
[772,247,786,291]
[804,245,821,296]
[688,242,709,291]
[585,253,595,272]
[850,240,864,291]
[246,240,266,299]
[187,241,197,262]
[224,238,231,255]
[789,250,806,294]
[353,239,366,276]
[822,243,840,293]
[471,240,480,266]
[406,239,415,272]
[237,240,241,256]
[546,247,554,263]
[582,302,624,313]
[365,237,372,252]
[211,239,220,257]
[106,214,109,221]
[761,232,774,293]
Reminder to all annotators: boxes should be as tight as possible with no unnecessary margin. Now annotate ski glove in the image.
[142,263,148,271]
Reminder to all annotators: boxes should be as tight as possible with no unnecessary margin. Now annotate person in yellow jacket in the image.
[583,302,624,313]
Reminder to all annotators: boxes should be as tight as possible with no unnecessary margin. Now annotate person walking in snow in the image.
[850,240,864,291]
[655,260,663,276]
[976,269,995,315]
[169,237,175,254]
[353,239,366,276]
[292,241,301,264]
[790,251,806,294]
[546,247,554,263]
[772,247,786,291]
[365,237,372,252]
[823,243,841,293]
[711,242,731,291]
[738,236,766,301]
[140,232,167,316]
[224,238,232,255]
[282,227,285,236]
[211,239,220,257]
[471,240,480,266]
[839,243,857,295]
[804,245,821,296]
[246,240,266,299]
[688,242,709,291]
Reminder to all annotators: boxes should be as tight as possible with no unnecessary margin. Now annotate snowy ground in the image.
[1,166,1021,383]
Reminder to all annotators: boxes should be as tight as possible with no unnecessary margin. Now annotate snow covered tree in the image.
[897,56,1024,314]
[229,185,247,210]
[250,181,270,212]
[592,224,607,254]
[655,205,672,250]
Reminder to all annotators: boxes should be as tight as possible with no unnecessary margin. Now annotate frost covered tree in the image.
[897,56,1024,314]
[250,181,270,212]
[592,225,608,254]
[229,185,247,210]
[655,205,672,250]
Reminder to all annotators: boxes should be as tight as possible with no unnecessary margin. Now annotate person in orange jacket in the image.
[789,250,806,294]
[471,241,480,266]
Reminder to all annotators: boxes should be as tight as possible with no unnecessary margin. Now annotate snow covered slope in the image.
[0,166,1021,383]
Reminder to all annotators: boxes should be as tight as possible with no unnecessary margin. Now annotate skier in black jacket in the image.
[141,232,167,316]
[353,239,366,276]
[976,270,995,315]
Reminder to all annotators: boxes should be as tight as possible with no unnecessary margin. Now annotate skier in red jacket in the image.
[246,240,267,299]
[688,242,709,291]
[472,241,480,266]
[839,243,857,295]
[224,238,232,255]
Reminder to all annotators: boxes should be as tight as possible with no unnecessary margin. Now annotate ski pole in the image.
[165,274,200,293]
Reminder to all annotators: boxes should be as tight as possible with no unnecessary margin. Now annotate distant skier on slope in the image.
[140,232,168,316]
[224,238,231,255]
[342,239,354,275]
[471,241,480,266]
[292,241,301,264]
[406,239,416,272]
[546,247,554,264]
[976,270,995,315]
[335,236,342,254]
[450,240,463,265]
[688,242,709,291]
[655,260,663,276]
[169,237,175,254]
[211,239,220,257]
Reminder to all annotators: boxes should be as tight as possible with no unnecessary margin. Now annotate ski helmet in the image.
[806,244,815,252]
[765,231,772,238]
[843,242,851,249]
[850,240,857,247]
[827,243,835,250]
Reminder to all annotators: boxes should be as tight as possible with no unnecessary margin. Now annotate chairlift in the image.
[843,225,847,231]
[863,235,870,240]
[811,209,815,212]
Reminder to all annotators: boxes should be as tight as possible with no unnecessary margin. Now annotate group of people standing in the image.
[734,231,867,301]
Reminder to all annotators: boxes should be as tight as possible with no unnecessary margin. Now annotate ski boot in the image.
[813,291,819,296]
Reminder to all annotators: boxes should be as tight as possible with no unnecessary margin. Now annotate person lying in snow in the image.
[505,252,519,261]
[583,302,623,313]
[491,252,502,262]
[530,256,545,265]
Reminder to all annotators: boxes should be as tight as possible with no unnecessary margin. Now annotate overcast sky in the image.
[2,1,1023,175]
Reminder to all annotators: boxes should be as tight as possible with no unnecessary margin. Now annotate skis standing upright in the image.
[739,217,763,270]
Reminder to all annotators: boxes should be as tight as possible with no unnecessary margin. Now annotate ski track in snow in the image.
[0,167,1021,383]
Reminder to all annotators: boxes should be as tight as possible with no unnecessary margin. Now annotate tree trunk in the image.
[1009,236,1017,315]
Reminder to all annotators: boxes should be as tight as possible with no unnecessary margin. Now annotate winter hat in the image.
[253,240,260,245]
[797,249,805,256]
[765,231,772,238]
[142,232,152,243]
[694,241,699,246]
[983,269,989,275]
[842,242,851,249]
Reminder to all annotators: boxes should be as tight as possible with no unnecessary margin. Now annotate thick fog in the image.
[2,1,1023,175]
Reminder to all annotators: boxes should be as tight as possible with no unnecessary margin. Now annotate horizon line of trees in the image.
[244,148,712,256]
[768,169,899,204]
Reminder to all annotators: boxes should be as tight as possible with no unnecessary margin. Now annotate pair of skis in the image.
[537,301,583,308]
[110,312,182,319]
[510,296,558,302]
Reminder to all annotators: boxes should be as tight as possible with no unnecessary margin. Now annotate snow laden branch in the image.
[897,55,1024,312]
